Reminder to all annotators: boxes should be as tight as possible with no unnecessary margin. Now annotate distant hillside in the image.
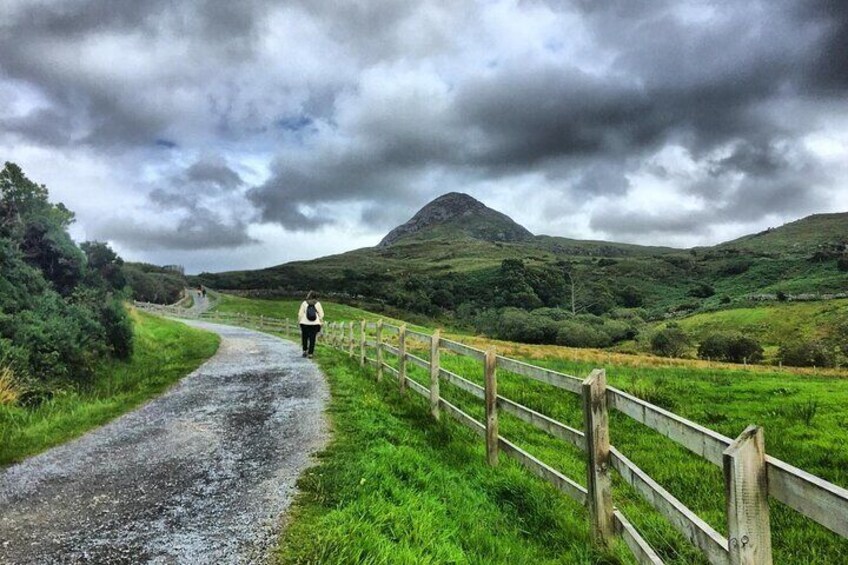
[712,213,848,256]
[378,192,533,247]
[197,192,847,321]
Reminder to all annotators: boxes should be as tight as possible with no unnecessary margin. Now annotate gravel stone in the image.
[0,321,329,564]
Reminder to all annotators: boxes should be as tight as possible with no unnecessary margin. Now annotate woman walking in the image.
[298,291,324,358]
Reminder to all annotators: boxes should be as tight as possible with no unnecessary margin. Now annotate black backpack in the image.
[306,303,318,321]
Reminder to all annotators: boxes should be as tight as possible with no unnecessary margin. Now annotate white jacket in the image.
[298,300,324,325]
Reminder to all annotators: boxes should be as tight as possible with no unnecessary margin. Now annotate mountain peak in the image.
[378,192,533,247]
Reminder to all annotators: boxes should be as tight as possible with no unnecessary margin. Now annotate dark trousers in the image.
[300,324,320,354]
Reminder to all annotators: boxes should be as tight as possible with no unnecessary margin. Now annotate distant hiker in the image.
[298,291,324,358]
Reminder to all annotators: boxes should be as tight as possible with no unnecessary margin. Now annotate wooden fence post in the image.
[359,320,366,366]
[259,314,265,330]
[348,321,355,357]
[398,325,407,394]
[376,319,383,381]
[724,425,772,565]
[582,368,614,547]
[484,347,498,466]
[429,329,441,420]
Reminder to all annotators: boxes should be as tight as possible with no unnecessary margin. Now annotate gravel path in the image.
[0,321,329,564]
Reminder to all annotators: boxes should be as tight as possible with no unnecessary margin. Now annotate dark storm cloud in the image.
[96,212,256,251]
[591,210,712,238]
[247,0,847,234]
[1,0,846,257]
[93,157,257,250]
[0,0,273,150]
[185,159,244,190]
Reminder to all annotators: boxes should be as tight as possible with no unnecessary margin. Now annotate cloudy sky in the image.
[1,0,846,273]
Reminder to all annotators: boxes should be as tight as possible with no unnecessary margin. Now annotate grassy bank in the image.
[272,346,632,564]
[0,309,220,466]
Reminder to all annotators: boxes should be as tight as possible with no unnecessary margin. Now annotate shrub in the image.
[555,321,611,348]
[719,259,752,275]
[837,255,848,272]
[697,332,763,363]
[688,283,715,298]
[495,308,556,344]
[602,319,637,343]
[650,325,689,357]
[616,285,643,308]
[779,341,834,368]
[101,299,134,359]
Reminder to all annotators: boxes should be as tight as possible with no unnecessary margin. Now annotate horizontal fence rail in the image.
[138,303,848,564]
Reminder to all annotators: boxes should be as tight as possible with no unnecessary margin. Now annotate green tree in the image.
[650,325,689,358]
[698,332,763,363]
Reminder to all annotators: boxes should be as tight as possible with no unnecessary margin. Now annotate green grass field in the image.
[666,299,848,345]
[0,309,220,466]
[215,295,848,563]
[647,299,848,362]
[272,347,634,564]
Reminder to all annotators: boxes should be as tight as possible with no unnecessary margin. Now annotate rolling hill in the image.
[197,193,848,320]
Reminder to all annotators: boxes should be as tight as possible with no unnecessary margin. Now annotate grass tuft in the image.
[0,365,20,406]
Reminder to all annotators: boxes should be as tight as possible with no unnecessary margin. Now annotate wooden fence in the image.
[141,306,848,565]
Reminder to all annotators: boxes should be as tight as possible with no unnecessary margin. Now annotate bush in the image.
[837,255,848,272]
[697,332,763,363]
[779,341,834,368]
[616,285,643,308]
[555,321,611,348]
[602,319,638,343]
[688,283,715,298]
[650,325,689,357]
[101,299,134,359]
[495,308,557,344]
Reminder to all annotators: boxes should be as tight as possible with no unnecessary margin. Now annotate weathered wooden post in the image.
[582,368,614,547]
[359,320,366,366]
[398,325,407,394]
[376,319,383,381]
[259,314,265,330]
[724,425,772,565]
[429,329,441,420]
[484,347,498,466]
[348,321,355,357]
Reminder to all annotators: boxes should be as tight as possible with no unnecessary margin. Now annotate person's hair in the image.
[306,291,317,300]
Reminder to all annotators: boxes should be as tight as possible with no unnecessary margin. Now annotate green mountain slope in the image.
[712,213,848,256]
[197,193,847,320]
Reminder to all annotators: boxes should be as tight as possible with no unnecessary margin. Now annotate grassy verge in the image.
[0,309,220,466]
[272,346,633,564]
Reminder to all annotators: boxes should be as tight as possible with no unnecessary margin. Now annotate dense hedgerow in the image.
[0,162,137,390]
